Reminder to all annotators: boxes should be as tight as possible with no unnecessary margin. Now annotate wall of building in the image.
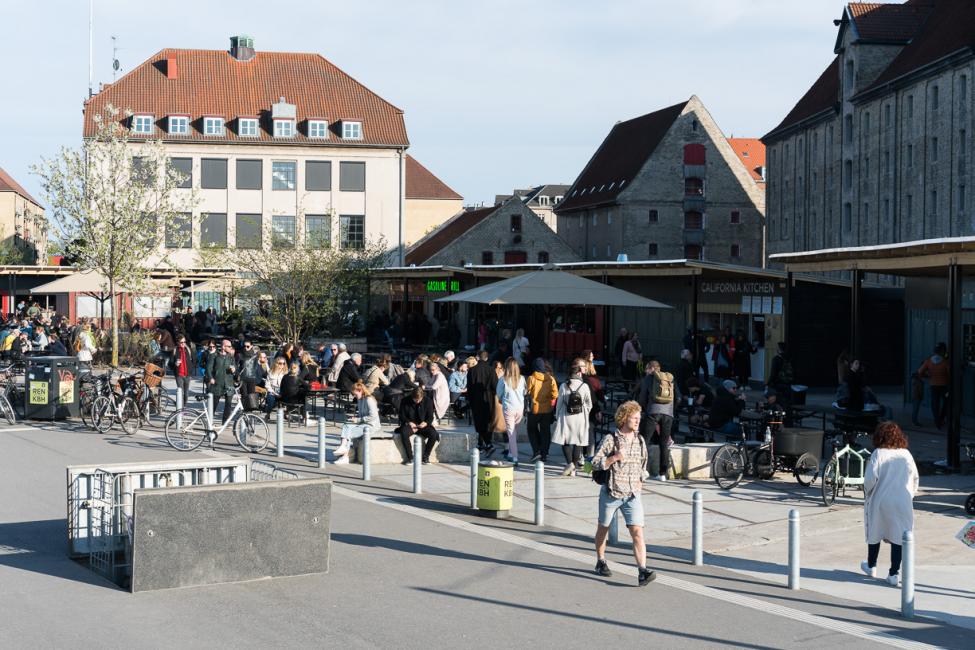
[0,192,46,262]
[404,198,463,246]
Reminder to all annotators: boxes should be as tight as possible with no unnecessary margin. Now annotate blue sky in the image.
[2,0,841,207]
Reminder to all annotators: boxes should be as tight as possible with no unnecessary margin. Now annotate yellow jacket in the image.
[526,371,558,414]
[0,332,17,351]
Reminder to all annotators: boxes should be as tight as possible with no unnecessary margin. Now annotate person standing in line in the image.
[592,400,655,586]
[512,328,530,371]
[466,350,497,456]
[170,335,196,406]
[552,359,592,476]
[496,357,527,465]
[526,357,558,463]
[638,359,675,482]
[917,342,950,429]
[621,332,641,381]
[861,422,919,586]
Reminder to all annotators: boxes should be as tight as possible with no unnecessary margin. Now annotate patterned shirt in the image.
[593,430,647,499]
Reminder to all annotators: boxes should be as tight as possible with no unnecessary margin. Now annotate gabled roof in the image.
[0,166,41,206]
[556,100,689,213]
[525,184,570,205]
[726,139,766,183]
[847,1,932,43]
[763,57,840,141]
[405,206,495,265]
[83,47,409,146]
[405,155,461,200]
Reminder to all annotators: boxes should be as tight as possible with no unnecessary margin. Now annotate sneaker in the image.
[656,475,667,482]
[638,568,657,586]
[529,453,542,463]
[595,559,612,577]
[422,458,430,465]
[401,458,413,465]
[561,465,576,477]
[333,441,350,458]
[886,573,899,586]
[332,455,350,465]
[860,561,876,578]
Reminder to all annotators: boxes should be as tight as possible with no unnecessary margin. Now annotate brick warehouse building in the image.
[764,0,975,259]
[555,96,766,266]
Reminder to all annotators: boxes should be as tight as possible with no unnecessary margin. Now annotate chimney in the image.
[230,35,255,61]
[166,54,178,80]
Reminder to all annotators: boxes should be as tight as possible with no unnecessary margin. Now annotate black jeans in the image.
[175,375,192,406]
[930,385,948,427]
[398,424,439,461]
[526,412,553,459]
[471,401,492,449]
[868,542,903,576]
[647,412,674,475]
[210,389,235,424]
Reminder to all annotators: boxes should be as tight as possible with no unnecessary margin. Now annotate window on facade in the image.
[591,245,597,258]
[884,104,891,126]
[203,117,225,136]
[684,178,704,196]
[691,119,698,132]
[683,143,706,165]
[730,210,740,224]
[931,190,938,215]
[845,59,854,92]
[683,244,702,260]
[606,244,612,257]
[340,214,364,250]
[505,251,528,264]
[271,215,296,248]
[907,144,914,167]
[236,159,262,190]
[648,209,658,224]
[907,95,914,118]
[168,115,188,135]
[932,85,940,110]
[201,212,227,248]
[131,156,153,187]
[132,114,153,134]
[238,118,259,137]
[843,203,852,232]
[510,214,522,233]
[961,129,968,153]
[844,114,853,143]
[648,243,658,256]
[863,112,870,133]
[481,251,493,265]
[730,244,741,258]
[339,161,365,191]
[342,121,362,139]
[273,119,295,138]
[201,158,227,189]
[235,213,262,249]
[907,194,913,218]
[305,215,331,248]
[931,137,939,162]
[884,151,890,175]
[305,161,332,191]
[844,160,852,185]
[308,120,328,138]
[272,161,297,190]
[169,157,192,189]
[537,251,549,264]
[684,212,703,230]
[165,212,192,248]
[578,215,583,228]
[960,185,967,212]
[884,199,890,221]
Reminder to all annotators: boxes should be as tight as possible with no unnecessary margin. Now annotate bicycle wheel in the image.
[711,444,745,490]
[164,409,208,451]
[145,392,177,427]
[235,412,271,453]
[119,396,140,435]
[0,393,15,425]
[91,396,116,433]
[821,456,839,506]
[794,452,819,487]
[753,448,775,480]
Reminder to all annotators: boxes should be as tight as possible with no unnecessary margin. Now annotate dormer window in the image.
[538,196,549,205]
[238,118,259,137]
[203,117,225,136]
[555,195,563,203]
[273,119,296,138]
[308,120,329,138]
[132,114,153,134]
[342,121,363,140]
[167,115,189,135]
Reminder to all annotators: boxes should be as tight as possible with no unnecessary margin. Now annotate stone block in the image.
[130,478,330,592]
[649,442,725,479]
[351,431,473,464]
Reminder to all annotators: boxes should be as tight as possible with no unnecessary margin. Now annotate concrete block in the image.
[130,478,331,592]
[650,443,725,479]
[352,431,473,464]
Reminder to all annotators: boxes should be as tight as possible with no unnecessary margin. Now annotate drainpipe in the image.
[398,148,406,266]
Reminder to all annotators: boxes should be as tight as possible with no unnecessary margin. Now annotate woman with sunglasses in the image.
[264,357,288,414]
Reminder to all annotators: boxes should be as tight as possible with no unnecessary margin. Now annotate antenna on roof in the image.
[111,35,121,81]
[88,0,93,97]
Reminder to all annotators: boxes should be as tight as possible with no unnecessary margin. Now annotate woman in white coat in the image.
[427,362,450,423]
[861,421,919,586]
[552,358,593,477]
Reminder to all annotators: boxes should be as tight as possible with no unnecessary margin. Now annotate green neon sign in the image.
[426,280,460,293]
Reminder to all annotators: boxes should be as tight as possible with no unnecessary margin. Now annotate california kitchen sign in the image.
[700,281,778,296]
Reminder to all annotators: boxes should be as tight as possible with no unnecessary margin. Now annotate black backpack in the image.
[564,380,584,415]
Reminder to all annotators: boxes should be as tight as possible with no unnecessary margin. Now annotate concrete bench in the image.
[649,442,726,479]
[351,431,474,464]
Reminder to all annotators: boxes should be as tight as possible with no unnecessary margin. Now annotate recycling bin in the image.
[477,461,514,518]
[24,356,80,420]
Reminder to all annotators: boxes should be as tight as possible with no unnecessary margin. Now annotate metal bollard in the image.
[176,388,183,430]
[317,418,326,469]
[470,448,480,509]
[276,407,284,458]
[362,430,372,481]
[206,392,214,423]
[788,509,800,590]
[534,460,545,526]
[902,530,915,618]
[412,436,422,494]
[692,491,703,566]
[608,511,620,546]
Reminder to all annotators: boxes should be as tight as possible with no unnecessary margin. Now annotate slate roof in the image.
[848,1,933,42]
[405,206,494,265]
[0,166,41,206]
[83,47,409,146]
[556,100,688,213]
[405,155,462,200]
[726,139,766,183]
[763,57,840,141]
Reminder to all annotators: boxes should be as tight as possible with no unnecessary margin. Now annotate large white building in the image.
[83,36,411,267]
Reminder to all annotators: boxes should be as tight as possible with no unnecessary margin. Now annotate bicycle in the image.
[164,384,270,453]
[821,430,872,506]
[90,369,140,435]
[711,423,773,490]
[0,361,26,425]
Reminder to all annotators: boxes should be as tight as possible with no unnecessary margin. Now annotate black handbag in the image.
[591,433,617,485]
[243,392,261,411]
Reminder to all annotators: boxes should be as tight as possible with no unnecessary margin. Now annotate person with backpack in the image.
[638,359,675,481]
[526,357,558,463]
[552,359,593,476]
[767,341,794,406]
[592,400,655,586]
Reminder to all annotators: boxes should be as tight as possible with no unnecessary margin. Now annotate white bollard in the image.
[534,460,545,526]
[276,407,284,459]
[788,509,800,590]
[608,511,620,546]
[412,436,422,494]
[470,448,480,510]
[206,392,214,423]
[176,388,183,430]
[362,430,372,481]
[692,491,703,566]
[902,530,915,618]
[317,418,326,469]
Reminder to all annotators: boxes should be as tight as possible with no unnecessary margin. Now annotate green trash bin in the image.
[477,461,515,518]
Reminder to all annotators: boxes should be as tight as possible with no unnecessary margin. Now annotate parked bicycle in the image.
[711,419,821,490]
[90,369,140,435]
[0,363,22,425]
[164,384,269,453]
[821,430,872,506]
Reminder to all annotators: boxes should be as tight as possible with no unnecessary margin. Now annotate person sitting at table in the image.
[362,354,391,401]
[299,350,320,382]
[397,387,439,465]
[427,361,450,422]
[709,379,744,437]
[279,360,307,408]
[448,359,469,404]
[442,350,457,373]
[387,367,418,411]
[413,354,434,389]
[264,357,288,414]
[332,381,381,465]
[326,343,350,384]
[337,352,362,394]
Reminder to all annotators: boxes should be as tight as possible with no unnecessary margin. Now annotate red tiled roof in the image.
[848,2,932,42]
[763,57,840,141]
[83,48,409,146]
[0,166,40,205]
[556,100,688,213]
[405,206,494,265]
[405,155,462,200]
[726,139,766,183]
